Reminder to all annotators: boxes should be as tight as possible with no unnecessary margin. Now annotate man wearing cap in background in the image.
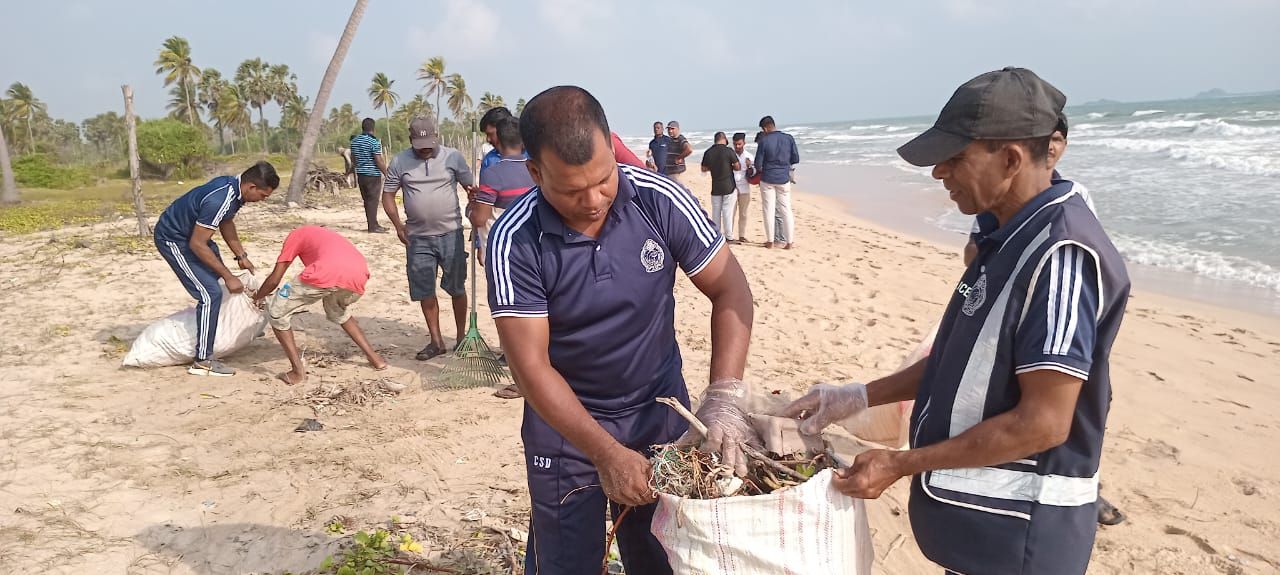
[783,67,1130,574]
[383,116,476,361]
[663,120,694,189]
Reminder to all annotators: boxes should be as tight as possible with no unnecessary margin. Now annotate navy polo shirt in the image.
[648,135,671,174]
[908,181,1130,575]
[485,164,725,414]
[154,175,243,243]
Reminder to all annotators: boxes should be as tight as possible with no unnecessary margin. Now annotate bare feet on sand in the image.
[277,371,307,385]
[764,242,774,249]
[371,357,389,371]
[784,243,795,250]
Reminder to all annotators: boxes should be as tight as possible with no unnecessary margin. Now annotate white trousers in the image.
[710,193,737,240]
[735,181,752,240]
[760,181,794,244]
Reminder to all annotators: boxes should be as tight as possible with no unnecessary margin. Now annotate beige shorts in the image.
[267,276,361,330]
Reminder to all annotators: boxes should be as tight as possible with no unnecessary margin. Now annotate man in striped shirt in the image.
[153,161,279,377]
[350,118,389,233]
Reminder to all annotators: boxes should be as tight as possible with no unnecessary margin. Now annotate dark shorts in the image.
[407,229,467,300]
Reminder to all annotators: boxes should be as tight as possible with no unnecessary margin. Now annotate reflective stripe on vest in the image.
[928,467,1099,507]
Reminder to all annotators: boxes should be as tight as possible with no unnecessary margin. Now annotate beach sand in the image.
[0,169,1277,574]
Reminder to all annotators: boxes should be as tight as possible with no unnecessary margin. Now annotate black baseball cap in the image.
[897,67,1066,167]
[409,116,440,149]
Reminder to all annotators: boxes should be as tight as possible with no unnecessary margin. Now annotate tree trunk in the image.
[26,117,34,154]
[258,106,269,154]
[122,85,150,237]
[284,0,368,206]
[0,123,18,204]
[383,107,392,152]
[186,79,196,125]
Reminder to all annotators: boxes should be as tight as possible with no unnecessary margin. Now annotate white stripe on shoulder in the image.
[207,181,236,226]
[624,167,717,247]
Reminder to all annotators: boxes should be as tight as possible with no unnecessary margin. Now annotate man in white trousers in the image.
[754,116,799,249]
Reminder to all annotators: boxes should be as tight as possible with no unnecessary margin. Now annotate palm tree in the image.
[446,74,471,122]
[167,82,200,123]
[198,69,228,151]
[0,124,16,204]
[214,85,251,154]
[235,58,272,152]
[478,92,505,113]
[417,57,447,122]
[393,95,432,125]
[515,98,526,116]
[285,0,368,205]
[82,112,126,155]
[5,82,44,154]
[269,64,298,108]
[368,73,399,149]
[154,36,202,125]
[280,92,310,152]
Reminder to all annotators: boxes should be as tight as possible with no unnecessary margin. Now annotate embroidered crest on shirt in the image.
[961,273,988,316]
[640,239,665,273]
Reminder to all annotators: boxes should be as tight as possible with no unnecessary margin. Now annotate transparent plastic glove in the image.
[778,382,868,436]
[678,378,760,477]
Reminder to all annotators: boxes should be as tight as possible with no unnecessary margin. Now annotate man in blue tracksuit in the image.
[153,161,279,377]
[488,86,756,574]
[785,68,1130,574]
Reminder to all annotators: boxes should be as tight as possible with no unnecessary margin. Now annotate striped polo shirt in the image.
[349,133,383,177]
[476,156,534,209]
[485,164,725,414]
[909,181,1130,575]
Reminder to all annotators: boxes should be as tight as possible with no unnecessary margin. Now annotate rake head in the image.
[433,325,508,389]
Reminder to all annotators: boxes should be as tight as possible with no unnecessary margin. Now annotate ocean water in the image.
[624,94,1280,308]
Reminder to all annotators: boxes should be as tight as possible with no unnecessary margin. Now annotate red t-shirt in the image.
[276,226,370,294]
[611,132,645,168]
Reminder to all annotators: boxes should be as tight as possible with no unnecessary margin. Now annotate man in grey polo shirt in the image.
[383,116,476,360]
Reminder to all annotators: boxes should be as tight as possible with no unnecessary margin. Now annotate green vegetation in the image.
[317,529,423,575]
[136,119,210,180]
[0,180,188,234]
[12,154,92,189]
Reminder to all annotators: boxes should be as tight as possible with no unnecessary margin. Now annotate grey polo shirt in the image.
[382,147,474,237]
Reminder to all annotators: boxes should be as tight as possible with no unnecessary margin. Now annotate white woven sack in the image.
[652,469,874,574]
[123,272,267,367]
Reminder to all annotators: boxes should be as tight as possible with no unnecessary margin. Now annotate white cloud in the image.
[407,0,500,61]
[536,0,613,39]
[308,31,339,67]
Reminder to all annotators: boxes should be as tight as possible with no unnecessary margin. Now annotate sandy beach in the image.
[1,168,1278,574]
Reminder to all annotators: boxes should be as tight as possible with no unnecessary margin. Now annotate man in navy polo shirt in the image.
[645,121,670,174]
[487,86,756,574]
[784,68,1129,574]
[754,116,800,249]
[153,161,279,377]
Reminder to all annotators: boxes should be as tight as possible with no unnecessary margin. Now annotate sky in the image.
[2,0,1279,133]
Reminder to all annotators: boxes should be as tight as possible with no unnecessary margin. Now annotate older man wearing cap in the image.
[663,120,694,188]
[783,67,1130,575]
[383,116,476,360]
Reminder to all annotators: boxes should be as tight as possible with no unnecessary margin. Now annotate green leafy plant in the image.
[136,118,210,180]
[11,154,93,189]
[318,529,403,575]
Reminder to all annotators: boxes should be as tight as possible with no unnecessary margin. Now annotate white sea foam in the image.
[1132,109,1165,117]
[1114,235,1280,292]
[1078,137,1280,177]
[1085,112,1108,119]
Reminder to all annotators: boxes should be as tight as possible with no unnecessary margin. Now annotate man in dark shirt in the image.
[701,131,741,241]
[664,120,694,189]
[754,116,800,249]
[646,121,669,174]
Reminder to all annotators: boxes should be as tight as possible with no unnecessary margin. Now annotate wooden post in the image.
[122,85,150,237]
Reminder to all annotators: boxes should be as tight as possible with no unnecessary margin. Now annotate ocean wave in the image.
[1084,112,1108,119]
[1114,236,1280,292]
[1132,109,1165,117]
[1077,118,1280,138]
[1077,137,1280,177]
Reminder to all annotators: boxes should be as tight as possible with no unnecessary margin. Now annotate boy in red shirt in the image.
[254,226,387,384]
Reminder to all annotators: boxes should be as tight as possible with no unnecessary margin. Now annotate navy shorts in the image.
[521,370,690,575]
[407,229,467,300]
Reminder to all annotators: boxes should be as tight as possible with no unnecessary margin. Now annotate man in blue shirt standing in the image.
[480,106,523,171]
[153,161,279,377]
[645,121,670,174]
[783,68,1130,575]
[350,118,389,233]
[487,86,756,574]
[754,116,800,249]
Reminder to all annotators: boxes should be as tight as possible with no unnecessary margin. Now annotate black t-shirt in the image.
[701,144,739,196]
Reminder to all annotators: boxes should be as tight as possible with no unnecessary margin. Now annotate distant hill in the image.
[1193,88,1280,100]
